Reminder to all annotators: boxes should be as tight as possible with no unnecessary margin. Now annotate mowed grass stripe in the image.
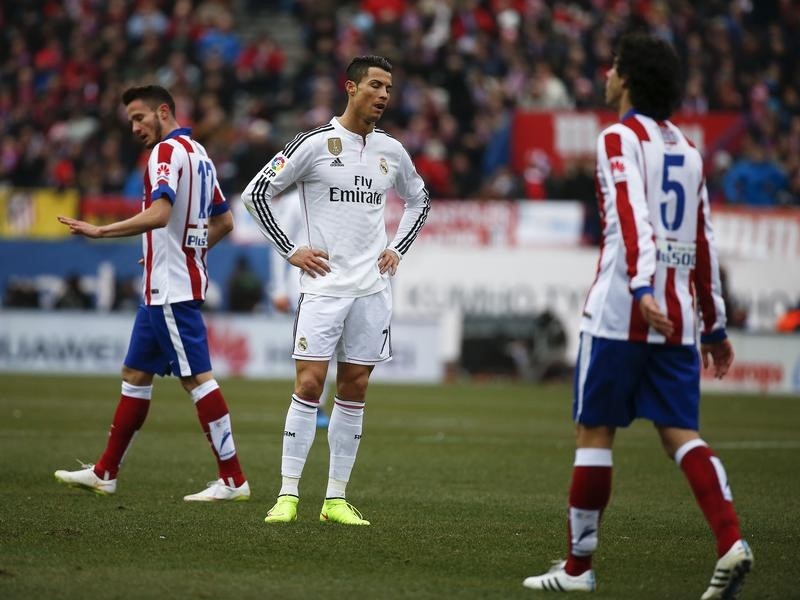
[0,374,797,599]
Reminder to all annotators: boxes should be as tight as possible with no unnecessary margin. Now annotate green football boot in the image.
[264,495,299,523]
[319,498,370,525]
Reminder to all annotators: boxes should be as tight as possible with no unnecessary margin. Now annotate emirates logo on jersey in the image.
[156,162,171,181]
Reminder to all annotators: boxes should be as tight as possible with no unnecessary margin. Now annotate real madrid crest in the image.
[327,138,343,156]
[297,336,308,351]
[379,158,389,175]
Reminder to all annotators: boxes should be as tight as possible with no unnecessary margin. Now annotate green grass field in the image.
[1,374,798,599]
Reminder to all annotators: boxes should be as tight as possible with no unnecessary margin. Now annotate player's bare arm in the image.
[288,246,330,278]
[207,210,234,249]
[638,293,675,337]
[377,248,400,276]
[700,338,734,379]
[58,198,171,239]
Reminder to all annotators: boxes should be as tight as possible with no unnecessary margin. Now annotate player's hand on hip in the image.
[57,216,102,238]
[638,293,674,337]
[289,246,330,278]
[378,248,400,276]
[701,338,734,379]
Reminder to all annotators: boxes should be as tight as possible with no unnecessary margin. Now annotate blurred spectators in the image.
[54,273,93,310]
[227,254,264,313]
[0,0,799,211]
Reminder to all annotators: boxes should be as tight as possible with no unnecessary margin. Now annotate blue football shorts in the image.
[124,301,212,377]
[573,332,701,430]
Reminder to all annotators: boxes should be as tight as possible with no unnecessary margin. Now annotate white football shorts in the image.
[291,284,392,365]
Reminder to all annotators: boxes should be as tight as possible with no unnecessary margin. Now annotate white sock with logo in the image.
[326,397,365,498]
[279,394,318,496]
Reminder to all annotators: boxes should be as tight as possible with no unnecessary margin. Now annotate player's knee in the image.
[295,376,324,401]
[336,381,368,401]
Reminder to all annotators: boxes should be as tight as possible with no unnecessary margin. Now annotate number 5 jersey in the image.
[582,112,727,345]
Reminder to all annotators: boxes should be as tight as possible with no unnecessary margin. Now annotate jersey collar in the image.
[620,109,638,122]
[165,127,192,140]
[331,117,373,140]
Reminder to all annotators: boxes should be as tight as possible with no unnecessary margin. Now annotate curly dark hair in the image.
[121,85,176,116]
[345,55,393,84]
[615,33,683,120]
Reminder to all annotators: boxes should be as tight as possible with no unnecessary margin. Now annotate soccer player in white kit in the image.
[55,85,250,502]
[522,34,753,598]
[268,185,332,429]
[242,55,430,525]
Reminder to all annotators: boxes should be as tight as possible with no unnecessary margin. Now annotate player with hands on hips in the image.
[242,55,430,526]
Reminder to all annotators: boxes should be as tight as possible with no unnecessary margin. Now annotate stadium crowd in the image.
[1,0,799,208]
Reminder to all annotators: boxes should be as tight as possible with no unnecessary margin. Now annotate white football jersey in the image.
[268,186,303,303]
[581,112,726,345]
[241,117,430,297]
[141,128,228,305]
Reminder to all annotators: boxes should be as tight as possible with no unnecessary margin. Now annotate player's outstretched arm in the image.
[700,338,734,379]
[57,197,172,239]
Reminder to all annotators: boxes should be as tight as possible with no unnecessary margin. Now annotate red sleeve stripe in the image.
[157,141,175,165]
[605,133,639,280]
[174,136,194,153]
[664,268,683,344]
[622,116,650,142]
[694,201,716,332]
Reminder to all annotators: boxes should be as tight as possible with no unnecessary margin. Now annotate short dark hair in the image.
[121,85,176,116]
[345,55,392,84]
[615,33,683,120]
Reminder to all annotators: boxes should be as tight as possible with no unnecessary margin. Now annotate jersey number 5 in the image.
[197,159,214,219]
[660,154,685,231]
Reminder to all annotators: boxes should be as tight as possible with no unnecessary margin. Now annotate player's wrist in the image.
[700,328,727,344]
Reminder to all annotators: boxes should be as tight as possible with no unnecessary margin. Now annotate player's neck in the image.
[617,94,633,120]
[336,111,374,140]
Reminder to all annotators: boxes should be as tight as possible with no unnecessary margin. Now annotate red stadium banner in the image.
[511,110,744,175]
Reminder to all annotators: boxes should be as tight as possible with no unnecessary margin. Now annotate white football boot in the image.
[183,478,250,502]
[701,539,753,600]
[54,462,117,495]
[523,560,596,592]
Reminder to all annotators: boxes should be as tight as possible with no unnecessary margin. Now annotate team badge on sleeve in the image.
[379,158,389,174]
[327,138,343,156]
[610,158,627,182]
[156,162,171,182]
[270,155,286,172]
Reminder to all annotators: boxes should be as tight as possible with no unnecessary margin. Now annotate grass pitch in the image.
[0,374,798,599]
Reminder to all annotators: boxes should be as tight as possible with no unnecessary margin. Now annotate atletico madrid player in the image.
[522,33,753,599]
[55,85,250,502]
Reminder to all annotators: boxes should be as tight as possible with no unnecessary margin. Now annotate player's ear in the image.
[345,80,357,97]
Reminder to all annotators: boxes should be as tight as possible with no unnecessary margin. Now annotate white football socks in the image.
[278,395,318,496]
[326,397,365,497]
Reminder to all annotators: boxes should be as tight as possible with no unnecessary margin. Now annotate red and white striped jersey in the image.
[581,112,727,345]
[140,127,228,305]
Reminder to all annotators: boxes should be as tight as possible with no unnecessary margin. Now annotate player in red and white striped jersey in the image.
[523,34,752,599]
[55,86,250,502]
